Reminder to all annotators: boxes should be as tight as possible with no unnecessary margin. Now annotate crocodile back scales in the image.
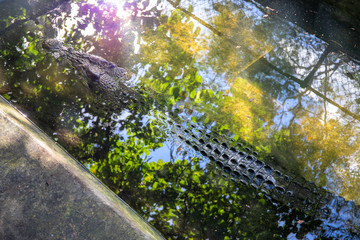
[166,116,360,237]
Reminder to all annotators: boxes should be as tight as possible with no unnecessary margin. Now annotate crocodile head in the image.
[42,39,63,51]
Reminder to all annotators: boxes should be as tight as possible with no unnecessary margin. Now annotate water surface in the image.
[1,0,360,239]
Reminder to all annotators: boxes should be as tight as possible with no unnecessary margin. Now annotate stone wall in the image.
[0,96,163,240]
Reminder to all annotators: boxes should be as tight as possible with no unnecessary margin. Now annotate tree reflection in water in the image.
[1,0,360,238]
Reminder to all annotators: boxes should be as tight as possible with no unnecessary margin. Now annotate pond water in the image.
[1,0,360,239]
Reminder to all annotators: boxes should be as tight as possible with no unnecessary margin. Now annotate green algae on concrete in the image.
[0,96,164,240]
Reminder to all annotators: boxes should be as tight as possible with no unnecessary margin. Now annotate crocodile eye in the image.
[42,39,62,51]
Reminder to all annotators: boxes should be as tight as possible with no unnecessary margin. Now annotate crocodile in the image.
[43,38,360,239]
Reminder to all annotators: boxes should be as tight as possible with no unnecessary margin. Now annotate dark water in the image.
[1,0,360,239]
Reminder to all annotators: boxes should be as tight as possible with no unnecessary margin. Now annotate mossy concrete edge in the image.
[0,96,164,240]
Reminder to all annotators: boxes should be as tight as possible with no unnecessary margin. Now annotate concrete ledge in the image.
[0,96,163,240]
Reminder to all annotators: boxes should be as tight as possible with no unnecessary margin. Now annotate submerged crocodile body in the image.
[43,39,360,238]
[169,119,360,238]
